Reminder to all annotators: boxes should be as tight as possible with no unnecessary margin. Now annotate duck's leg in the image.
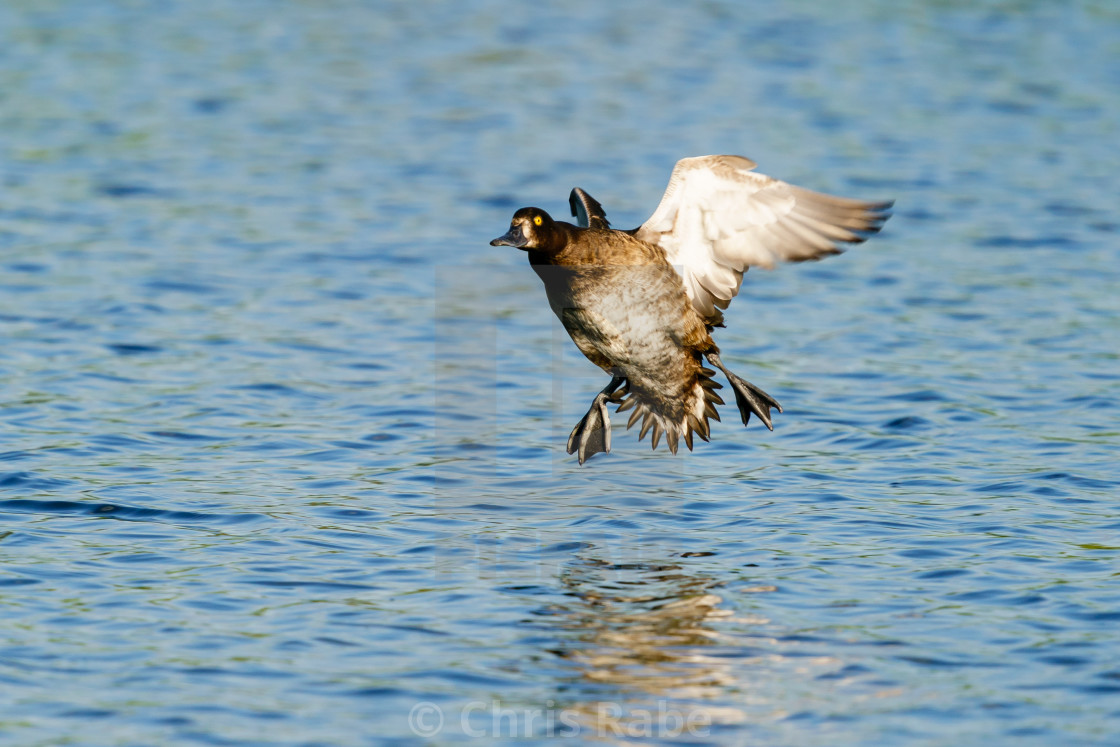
[705,351,783,431]
[566,375,626,465]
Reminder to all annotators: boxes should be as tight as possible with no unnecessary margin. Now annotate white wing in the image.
[634,155,893,323]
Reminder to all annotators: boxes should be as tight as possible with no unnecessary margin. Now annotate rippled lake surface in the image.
[2,1,1119,744]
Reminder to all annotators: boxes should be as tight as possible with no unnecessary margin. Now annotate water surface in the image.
[2,1,1119,744]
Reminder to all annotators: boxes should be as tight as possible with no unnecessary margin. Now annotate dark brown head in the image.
[490,207,564,253]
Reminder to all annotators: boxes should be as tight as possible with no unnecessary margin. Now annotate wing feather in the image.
[634,155,893,323]
[569,187,610,229]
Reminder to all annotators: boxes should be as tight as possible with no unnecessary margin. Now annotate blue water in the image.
[2,1,1119,744]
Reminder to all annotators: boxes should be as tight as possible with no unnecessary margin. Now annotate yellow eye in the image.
[533,215,543,226]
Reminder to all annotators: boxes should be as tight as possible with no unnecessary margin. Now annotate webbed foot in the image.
[566,376,625,465]
[706,352,783,430]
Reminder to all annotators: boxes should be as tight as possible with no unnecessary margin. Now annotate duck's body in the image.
[492,155,892,464]
[527,226,721,453]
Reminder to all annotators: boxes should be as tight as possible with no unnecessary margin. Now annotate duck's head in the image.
[490,208,560,252]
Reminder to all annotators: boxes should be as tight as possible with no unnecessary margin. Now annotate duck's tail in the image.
[613,364,724,454]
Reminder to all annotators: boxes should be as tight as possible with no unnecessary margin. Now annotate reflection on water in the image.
[551,554,755,734]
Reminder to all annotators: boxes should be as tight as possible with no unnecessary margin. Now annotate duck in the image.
[491,155,892,464]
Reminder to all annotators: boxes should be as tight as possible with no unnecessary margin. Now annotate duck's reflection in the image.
[545,553,757,736]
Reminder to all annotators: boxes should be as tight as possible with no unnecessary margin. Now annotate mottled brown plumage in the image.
[491,155,892,464]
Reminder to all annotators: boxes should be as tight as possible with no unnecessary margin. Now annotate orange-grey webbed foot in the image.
[705,352,783,431]
[566,376,626,465]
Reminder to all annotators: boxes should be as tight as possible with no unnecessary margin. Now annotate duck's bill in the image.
[489,226,528,248]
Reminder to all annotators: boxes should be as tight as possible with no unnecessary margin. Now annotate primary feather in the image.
[634,155,893,324]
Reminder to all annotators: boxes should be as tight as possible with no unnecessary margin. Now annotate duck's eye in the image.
[533,215,543,227]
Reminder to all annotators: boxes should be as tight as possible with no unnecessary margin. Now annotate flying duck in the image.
[491,155,892,464]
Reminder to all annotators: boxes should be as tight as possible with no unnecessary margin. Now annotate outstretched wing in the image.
[569,187,611,229]
[634,155,893,322]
